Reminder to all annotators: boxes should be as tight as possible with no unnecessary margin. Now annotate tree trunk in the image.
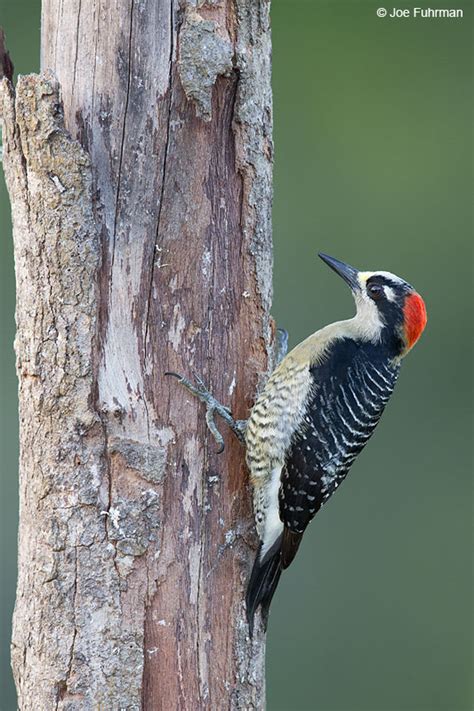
[1,1,273,708]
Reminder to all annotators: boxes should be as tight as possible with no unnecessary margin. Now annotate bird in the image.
[166,252,427,636]
[244,253,427,634]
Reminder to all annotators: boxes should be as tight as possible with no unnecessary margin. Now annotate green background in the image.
[0,1,472,710]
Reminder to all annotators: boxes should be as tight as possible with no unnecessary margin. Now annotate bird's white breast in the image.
[245,355,314,549]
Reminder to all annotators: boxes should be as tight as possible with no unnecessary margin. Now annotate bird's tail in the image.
[245,535,283,636]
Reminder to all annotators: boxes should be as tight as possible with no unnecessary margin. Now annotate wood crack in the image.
[143,5,175,366]
[111,0,135,270]
[71,0,82,101]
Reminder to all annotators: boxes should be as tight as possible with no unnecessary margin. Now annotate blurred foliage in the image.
[269,2,472,709]
[0,1,472,710]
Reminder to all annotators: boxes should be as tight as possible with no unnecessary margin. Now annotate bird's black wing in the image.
[279,339,399,567]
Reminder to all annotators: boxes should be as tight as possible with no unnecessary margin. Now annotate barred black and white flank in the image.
[245,253,427,634]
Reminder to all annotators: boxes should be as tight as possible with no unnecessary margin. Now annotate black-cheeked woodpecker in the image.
[167,252,427,635]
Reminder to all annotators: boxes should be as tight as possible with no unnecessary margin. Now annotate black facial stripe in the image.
[366,275,400,289]
[366,274,413,293]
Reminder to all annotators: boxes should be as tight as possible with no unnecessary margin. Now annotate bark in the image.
[1,1,273,709]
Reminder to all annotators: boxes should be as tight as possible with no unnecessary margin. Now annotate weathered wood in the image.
[2,0,273,708]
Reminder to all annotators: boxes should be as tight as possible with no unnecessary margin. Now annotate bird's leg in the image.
[165,372,247,454]
[166,327,288,453]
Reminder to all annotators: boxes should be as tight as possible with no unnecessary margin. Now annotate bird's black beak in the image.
[318,252,360,291]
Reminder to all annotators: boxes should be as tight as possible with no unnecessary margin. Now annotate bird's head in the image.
[319,252,427,358]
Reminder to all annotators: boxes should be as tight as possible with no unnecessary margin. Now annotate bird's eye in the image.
[367,283,384,300]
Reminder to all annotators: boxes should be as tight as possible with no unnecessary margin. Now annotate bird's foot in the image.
[165,372,247,453]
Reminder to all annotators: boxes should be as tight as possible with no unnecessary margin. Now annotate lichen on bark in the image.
[178,8,233,121]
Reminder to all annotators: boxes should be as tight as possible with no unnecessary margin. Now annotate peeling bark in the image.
[3,0,273,709]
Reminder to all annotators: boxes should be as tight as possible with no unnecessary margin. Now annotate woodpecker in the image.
[167,252,427,636]
[244,253,427,632]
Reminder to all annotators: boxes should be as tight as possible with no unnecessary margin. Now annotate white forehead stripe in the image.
[372,270,405,284]
[359,270,405,285]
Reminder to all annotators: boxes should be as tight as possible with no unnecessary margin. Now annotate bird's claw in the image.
[165,371,245,452]
[205,406,225,454]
